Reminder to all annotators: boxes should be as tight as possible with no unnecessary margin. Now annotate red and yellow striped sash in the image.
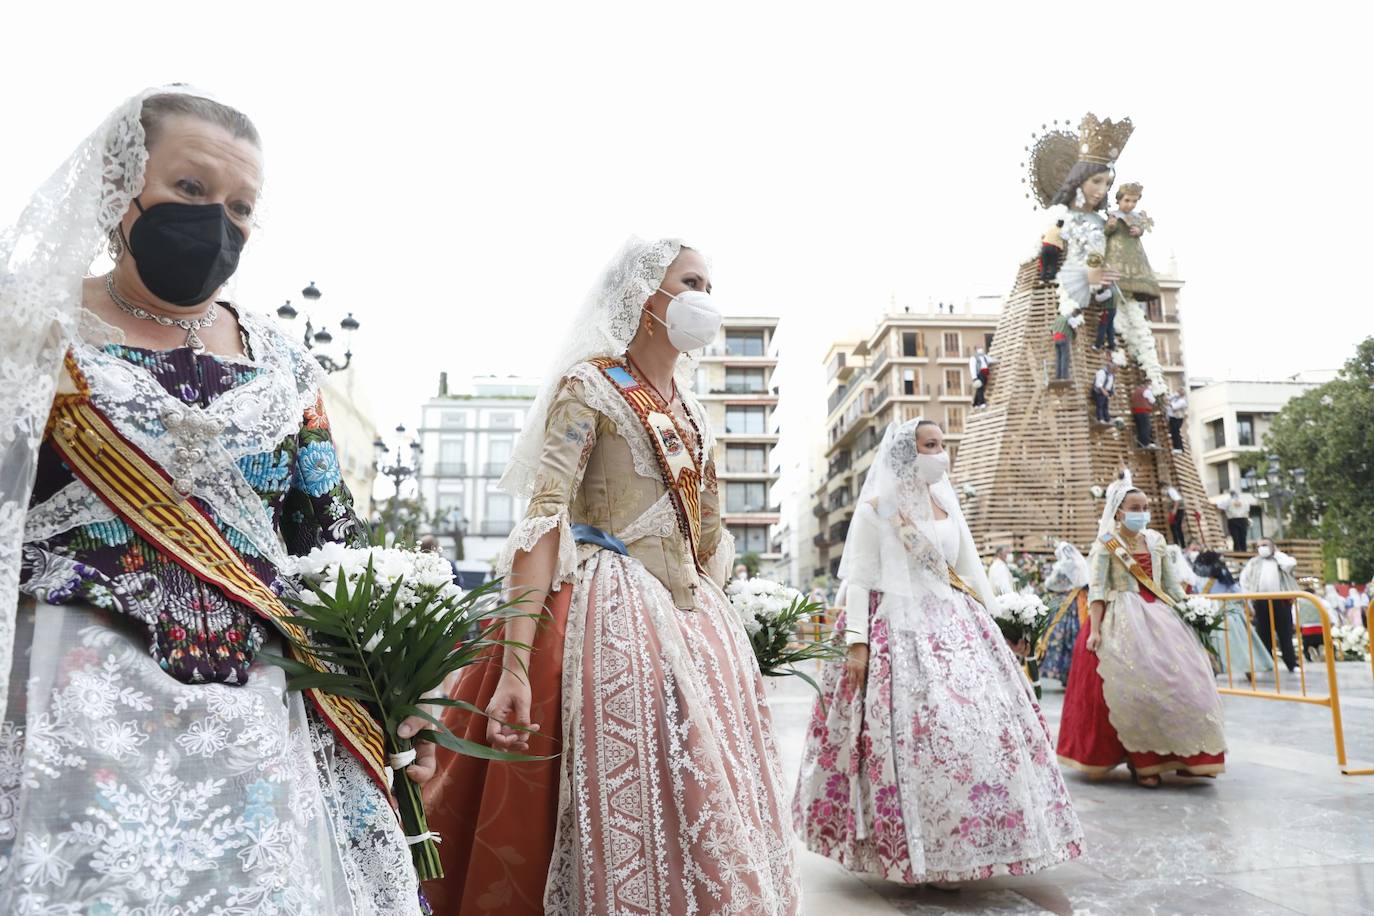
[590,358,704,569]
[46,353,390,793]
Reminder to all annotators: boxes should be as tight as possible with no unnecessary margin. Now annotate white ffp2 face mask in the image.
[645,288,723,352]
[915,451,949,484]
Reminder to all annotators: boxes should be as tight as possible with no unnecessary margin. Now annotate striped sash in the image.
[45,352,390,793]
[591,358,705,570]
[1100,532,1179,610]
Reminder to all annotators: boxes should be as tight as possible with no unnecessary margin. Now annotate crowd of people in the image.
[1,85,1364,916]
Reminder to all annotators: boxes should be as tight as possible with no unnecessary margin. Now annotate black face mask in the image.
[124,197,245,307]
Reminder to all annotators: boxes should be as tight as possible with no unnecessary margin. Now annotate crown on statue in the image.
[1117,182,1144,198]
[1077,113,1134,165]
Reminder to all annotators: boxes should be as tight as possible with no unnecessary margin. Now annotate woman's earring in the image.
[107,228,123,260]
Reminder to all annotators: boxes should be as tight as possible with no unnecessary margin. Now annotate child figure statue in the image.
[1104,182,1160,299]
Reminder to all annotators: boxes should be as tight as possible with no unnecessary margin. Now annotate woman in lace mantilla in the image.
[1056,478,1227,785]
[0,87,423,914]
[792,419,1084,886]
[424,239,800,915]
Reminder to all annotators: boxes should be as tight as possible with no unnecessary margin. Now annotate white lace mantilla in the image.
[51,309,321,565]
[0,603,421,914]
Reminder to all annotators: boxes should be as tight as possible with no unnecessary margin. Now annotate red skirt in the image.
[1056,604,1225,777]
[421,587,571,915]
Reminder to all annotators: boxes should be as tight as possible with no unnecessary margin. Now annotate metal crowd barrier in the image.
[1213,591,1371,776]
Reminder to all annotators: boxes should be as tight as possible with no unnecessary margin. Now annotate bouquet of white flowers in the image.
[991,591,1051,697]
[1178,594,1224,656]
[1331,624,1371,662]
[727,577,843,698]
[268,543,535,881]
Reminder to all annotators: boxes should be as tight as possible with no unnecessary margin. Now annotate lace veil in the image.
[1046,541,1090,592]
[1098,469,1136,537]
[499,236,691,498]
[0,84,211,721]
[838,418,998,610]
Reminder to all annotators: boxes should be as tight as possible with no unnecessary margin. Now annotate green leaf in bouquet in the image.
[395,704,553,762]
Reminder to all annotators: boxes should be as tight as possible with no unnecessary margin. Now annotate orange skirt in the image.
[421,587,570,915]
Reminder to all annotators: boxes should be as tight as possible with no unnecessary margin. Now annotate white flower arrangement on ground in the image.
[1331,624,1371,662]
[727,576,842,697]
[269,542,535,881]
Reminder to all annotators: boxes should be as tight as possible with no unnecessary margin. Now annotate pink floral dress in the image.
[792,576,1084,883]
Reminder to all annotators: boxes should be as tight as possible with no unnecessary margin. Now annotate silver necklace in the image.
[105,275,218,353]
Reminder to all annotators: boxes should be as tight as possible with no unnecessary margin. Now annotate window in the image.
[436,489,465,515]
[944,369,962,396]
[729,525,769,554]
[1237,414,1256,447]
[489,412,515,429]
[1145,298,1164,322]
[901,405,922,423]
[946,442,957,465]
[486,435,513,476]
[1208,418,1226,450]
[726,481,767,513]
[725,368,766,393]
[902,331,925,357]
[1215,463,1231,493]
[483,492,514,536]
[902,368,916,395]
[694,367,708,394]
[725,406,766,434]
[943,332,960,357]
[726,445,767,473]
[440,410,467,428]
[946,406,965,434]
[726,331,765,356]
[437,438,465,476]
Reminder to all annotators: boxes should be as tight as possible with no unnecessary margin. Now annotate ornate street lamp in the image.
[374,423,423,496]
[276,281,360,373]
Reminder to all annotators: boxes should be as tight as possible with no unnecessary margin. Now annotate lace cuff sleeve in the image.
[492,377,597,588]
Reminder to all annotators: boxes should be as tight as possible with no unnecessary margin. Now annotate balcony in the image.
[827,522,850,543]
[873,387,891,411]
[828,452,852,477]
[482,462,507,477]
[940,384,965,398]
[828,490,852,512]
[872,348,890,376]
[936,347,965,361]
[813,532,829,548]
[827,385,849,415]
[432,462,468,477]
[812,502,828,518]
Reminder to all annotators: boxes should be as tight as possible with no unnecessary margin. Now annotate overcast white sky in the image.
[4,2,1368,497]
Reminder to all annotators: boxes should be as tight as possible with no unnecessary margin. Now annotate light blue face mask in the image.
[1122,511,1151,533]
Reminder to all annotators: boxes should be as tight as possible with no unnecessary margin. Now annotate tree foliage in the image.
[1264,338,1374,581]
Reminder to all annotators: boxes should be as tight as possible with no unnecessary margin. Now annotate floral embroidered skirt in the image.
[0,600,422,915]
[428,551,800,915]
[1057,591,1227,777]
[792,589,1084,884]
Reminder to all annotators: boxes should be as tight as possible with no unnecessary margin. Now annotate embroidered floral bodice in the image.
[495,360,732,609]
[19,309,361,686]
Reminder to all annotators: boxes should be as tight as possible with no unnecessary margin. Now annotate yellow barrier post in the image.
[1216,592,1363,774]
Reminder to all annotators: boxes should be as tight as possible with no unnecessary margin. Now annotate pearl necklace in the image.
[105,275,218,353]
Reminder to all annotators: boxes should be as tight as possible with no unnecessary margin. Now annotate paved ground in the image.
[771,661,1374,915]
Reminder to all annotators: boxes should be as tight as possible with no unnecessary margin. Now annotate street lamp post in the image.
[373,423,423,496]
[1242,455,1306,541]
[276,281,361,374]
